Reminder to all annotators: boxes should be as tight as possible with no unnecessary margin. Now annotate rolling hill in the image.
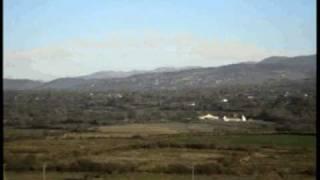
[3,54,316,91]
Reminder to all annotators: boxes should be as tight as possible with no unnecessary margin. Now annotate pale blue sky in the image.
[4,0,316,80]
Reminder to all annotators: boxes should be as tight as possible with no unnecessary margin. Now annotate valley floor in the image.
[4,122,316,180]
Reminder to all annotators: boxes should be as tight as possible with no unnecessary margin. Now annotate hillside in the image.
[3,55,316,91]
[3,79,44,90]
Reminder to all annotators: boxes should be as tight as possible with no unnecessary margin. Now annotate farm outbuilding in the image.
[223,115,247,122]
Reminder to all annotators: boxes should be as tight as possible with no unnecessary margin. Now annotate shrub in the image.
[194,162,224,174]
[152,163,191,174]
[5,154,38,171]
[67,159,136,173]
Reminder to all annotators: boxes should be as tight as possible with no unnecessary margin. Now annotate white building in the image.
[247,96,254,99]
[198,114,219,120]
[241,115,247,122]
[223,116,229,122]
[222,98,228,103]
[114,93,122,98]
[284,91,290,97]
[223,115,247,122]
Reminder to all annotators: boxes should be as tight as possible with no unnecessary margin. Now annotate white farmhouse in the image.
[198,114,219,120]
[223,116,241,122]
[223,115,247,122]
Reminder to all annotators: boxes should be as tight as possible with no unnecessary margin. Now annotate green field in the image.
[4,122,316,180]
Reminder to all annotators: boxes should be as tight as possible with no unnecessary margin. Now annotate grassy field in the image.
[4,122,316,179]
[5,172,315,180]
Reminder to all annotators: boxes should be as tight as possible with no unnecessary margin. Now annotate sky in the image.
[4,0,316,81]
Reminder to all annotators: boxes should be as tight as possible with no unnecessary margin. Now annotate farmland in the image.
[3,0,317,179]
[3,80,316,179]
[4,122,315,180]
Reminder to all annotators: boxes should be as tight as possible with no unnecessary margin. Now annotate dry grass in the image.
[6,171,315,180]
[4,122,315,178]
[97,123,180,135]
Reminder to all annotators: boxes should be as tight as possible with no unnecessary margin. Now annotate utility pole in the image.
[3,164,6,180]
[42,163,47,180]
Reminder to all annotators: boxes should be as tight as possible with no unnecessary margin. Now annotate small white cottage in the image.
[223,115,247,122]
[198,114,219,120]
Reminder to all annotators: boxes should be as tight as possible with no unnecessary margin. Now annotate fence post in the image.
[3,164,6,180]
[192,165,195,180]
[42,163,47,180]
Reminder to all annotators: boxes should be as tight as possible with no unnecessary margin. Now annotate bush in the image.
[150,163,191,174]
[67,159,136,173]
[195,163,224,174]
[5,154,38,171]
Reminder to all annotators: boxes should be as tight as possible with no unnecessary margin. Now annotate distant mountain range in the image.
[3,55,316,91]
[78,66,201,80]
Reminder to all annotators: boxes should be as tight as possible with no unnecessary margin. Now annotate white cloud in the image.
[4,46,73,61]
[4,47,74,80]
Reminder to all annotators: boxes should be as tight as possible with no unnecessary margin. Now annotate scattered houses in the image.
[198,113,247,122]
[107,93,123,98]
[115,93,123,98]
